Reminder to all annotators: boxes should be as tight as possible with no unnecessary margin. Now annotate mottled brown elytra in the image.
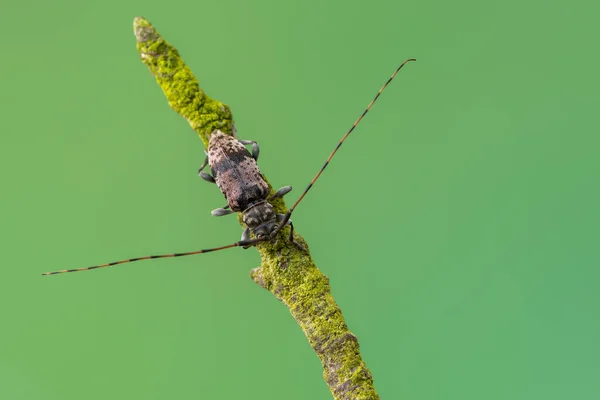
[42,59,415,276]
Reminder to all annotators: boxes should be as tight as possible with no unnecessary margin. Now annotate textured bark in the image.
[133,17,379,400]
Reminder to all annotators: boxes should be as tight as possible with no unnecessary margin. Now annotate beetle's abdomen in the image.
[208,131,270,212]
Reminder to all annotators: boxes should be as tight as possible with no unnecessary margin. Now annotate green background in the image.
[1,0,598,399]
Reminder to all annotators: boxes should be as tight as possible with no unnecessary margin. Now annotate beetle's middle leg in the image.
[269,186,292,200]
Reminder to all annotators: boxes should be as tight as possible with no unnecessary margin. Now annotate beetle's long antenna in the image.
[42,238,263,276]
[274,59,416,233]
[47,60,415,275]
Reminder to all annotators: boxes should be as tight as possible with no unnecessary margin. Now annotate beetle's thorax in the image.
[242,200,277,240]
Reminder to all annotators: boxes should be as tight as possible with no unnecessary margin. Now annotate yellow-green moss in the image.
[133,17,379,400]
[133,16,234,148]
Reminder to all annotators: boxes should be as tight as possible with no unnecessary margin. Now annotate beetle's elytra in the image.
[208,131,270,213]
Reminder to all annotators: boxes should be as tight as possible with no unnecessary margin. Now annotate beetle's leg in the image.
[241,227,250,241]
[199,172,216,184]
[242,227,256,250]
[238,140,260,161]
[269,186,292,200]
[211,208,235,217]
[198,156,216,184]
[198,155,209,173]
[276,213,305,251]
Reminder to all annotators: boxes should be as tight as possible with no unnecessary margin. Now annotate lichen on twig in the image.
[133,16,379,400]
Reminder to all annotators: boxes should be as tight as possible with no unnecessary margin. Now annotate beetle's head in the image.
[243,201,278,240]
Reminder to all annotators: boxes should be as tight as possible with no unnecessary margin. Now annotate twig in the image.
[133,17,379,400]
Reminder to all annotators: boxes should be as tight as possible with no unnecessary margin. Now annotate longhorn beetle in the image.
[42,59,415,276]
